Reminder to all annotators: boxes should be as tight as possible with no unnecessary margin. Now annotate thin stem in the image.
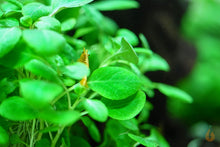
[80,111,88,116]
[30,119,36,147]
[51,127,65,147]
[45,121,53,140]
[62,84,72,109]
[36,120,44,141]
[88,92,98,99]
[70,97,81,110]
[51,84,76,105]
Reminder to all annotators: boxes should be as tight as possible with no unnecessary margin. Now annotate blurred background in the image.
[102,0,220,146]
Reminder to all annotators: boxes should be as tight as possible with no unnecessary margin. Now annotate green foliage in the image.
[102,91,146,120]
[0,27,21,57]
[169,0,220,124]
[0,0,189,146]
[88,66,141,100]
[0,126,9,146]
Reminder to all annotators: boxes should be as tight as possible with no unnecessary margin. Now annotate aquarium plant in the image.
[0,0,192,146]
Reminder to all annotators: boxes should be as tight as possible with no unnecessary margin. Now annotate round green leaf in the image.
[117,29,139,46]
[0,18,19,27]
[140,53,170,72]
[128,133,159,147]
[39,108,80,126]
[61,18,76,32]
[0,126,9,146]
[23,29,66,56]
[20,16,32,27]
[83,99,108,122]
[156,83,193,103]
[102,91,146,120]
[0,27,21,58]
[51,0,93,16]
[35,16,61,31]
[20,80,63,108]
[81,117,101,142]
[22,2,51,21]
[60,62,90,80]
[25,59,61,83]
[0,96,37,121]
[88,66,141,100]
[119,118,139,131]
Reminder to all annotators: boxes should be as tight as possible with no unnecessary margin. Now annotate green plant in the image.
[0,0,193,146]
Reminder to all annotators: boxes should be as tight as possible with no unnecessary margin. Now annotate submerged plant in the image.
[0,0,192,146]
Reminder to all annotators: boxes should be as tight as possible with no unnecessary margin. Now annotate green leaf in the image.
[0,96,37,121]
[128,133,159,147]
[20,16,33,27]
[22,2,51,21]
[83,99,108,122]
[91,0,139,11]
[0,78,16,100]
[134,47,153,57]
[0,2,20,16]
[81,117,101,142]
[5,0,23,8]
[116,29,139,46]
[119,118,139,131]
[137,102,153,123]
[61,18,76,32]
[0,126,9,146]
[20,80,63,108]
[139,33,150,49]
[108,38,138,64]
[25,59,61,83]
[35,16,61,31]
[23,29,66,56]
[51,0,93,16]
[105,119,134,146]
[39,108,80,126]
[74,27,96,38]
[147,128,170,147]
[0,27,21,58]
[60,62,90,80]
[0,41,32,68]
[140,53,170,72]
[73,83,87,95]
[0,18,19,27]
[156,83,193,103]
[102,91,146,120]
[88,66,141,100]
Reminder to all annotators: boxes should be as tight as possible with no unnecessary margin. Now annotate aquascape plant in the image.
[0,0,193,146]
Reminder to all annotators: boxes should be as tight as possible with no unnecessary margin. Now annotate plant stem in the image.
[30,119,36,147]
[51,84,76,105]
[88,92,98,99]
[80,111,88,116]
[70,97,81,110]
[36,120,44,141]
[51,127,65,147]
[44,121,53,140]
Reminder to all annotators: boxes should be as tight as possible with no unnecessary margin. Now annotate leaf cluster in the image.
[0,0,192,146]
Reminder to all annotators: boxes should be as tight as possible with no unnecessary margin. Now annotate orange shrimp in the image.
[77,48,89,86]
